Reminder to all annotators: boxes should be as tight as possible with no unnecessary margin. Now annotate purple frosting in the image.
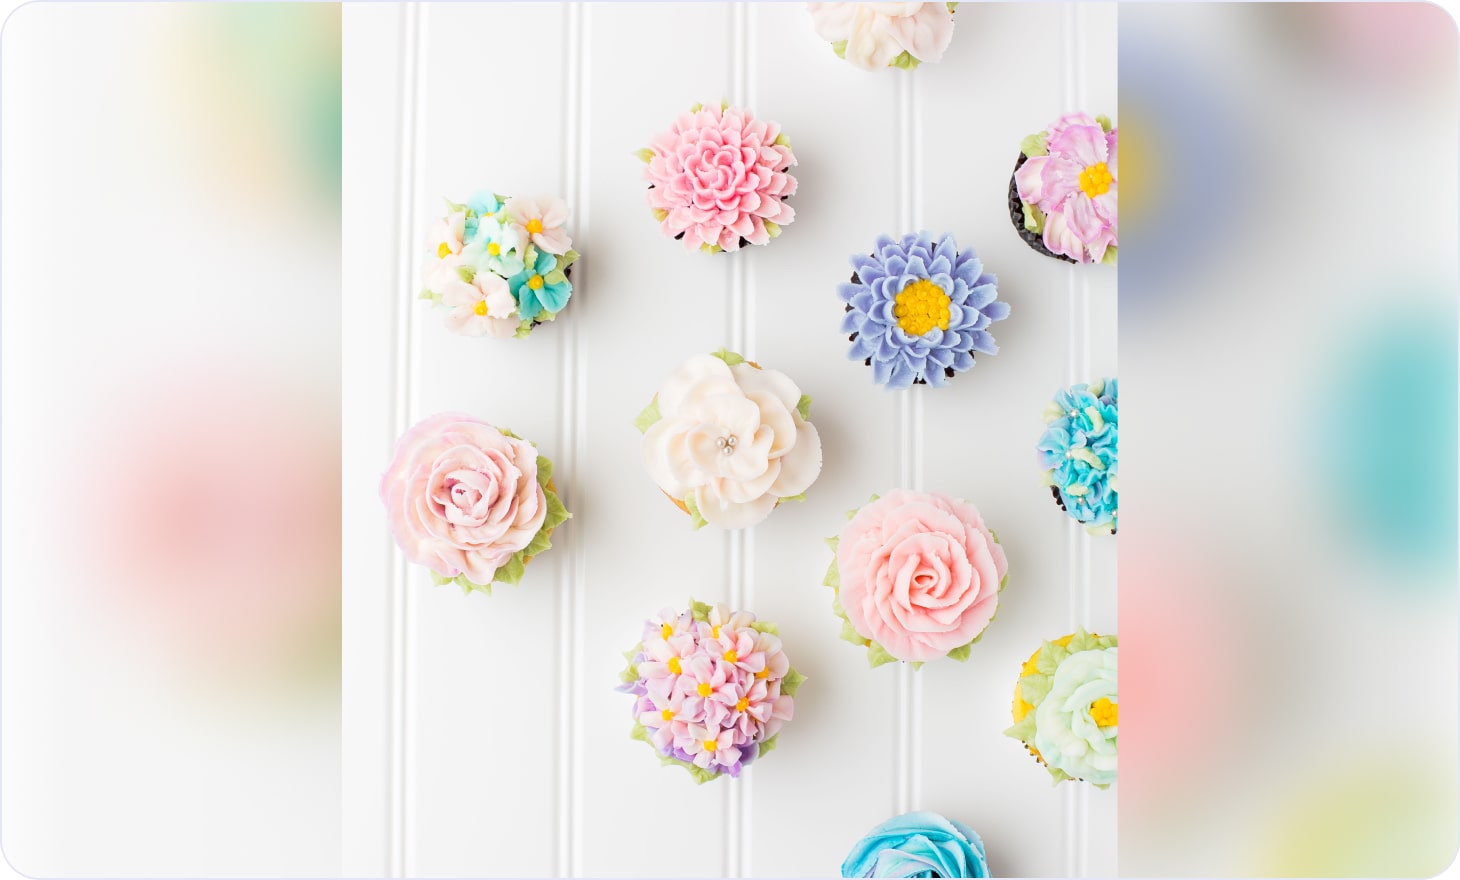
[838,231,1008,389]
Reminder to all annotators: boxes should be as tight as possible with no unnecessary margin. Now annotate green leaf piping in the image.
[796,394,813,421]
[1020,131,1049,158]
[633,396,662,434]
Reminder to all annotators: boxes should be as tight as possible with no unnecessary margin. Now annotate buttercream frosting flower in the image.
[1005,629,1118,787]
[825,490,1008,666]
[419,190,580,338]
[378,413,570,594]
[808,2,958,71]
[1038,377,1117,534]
[842,812,989,878]
[840,231,1009,389]
[1012,113,1118,264]
[638,101,797,253]
[635,350,822,529]
[617,600,805,783]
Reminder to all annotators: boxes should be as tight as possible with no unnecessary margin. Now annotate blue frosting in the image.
[509,248,572,321]
[842,812,990,878]
[1037,378,1118,531]
[839,232,1009,390]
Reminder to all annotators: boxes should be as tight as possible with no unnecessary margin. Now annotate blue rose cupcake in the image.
[839,232,1009,389]
[1037,378,1118,534]
[843,812,989,878]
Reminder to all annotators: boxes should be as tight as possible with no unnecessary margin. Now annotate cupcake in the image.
[1009,113,1118,264]
[807,3,958,71]
[1005,629,1118,787]
[825,491,1008,668]
[379,413,570,594]
[636,101,797,253]
[420,191,580,338]
[839,232,1009,389]
[1037,378,1118,534]
[617,600,805,783]
[843,812,989,878]
[636,349,823,529]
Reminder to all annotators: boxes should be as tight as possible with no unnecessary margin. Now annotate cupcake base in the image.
[1009,154,1076,264]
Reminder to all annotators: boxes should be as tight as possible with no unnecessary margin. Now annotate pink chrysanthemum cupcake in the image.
[636,101,798,254]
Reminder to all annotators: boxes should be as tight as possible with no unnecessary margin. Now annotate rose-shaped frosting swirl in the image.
[832,490,1007,664]
[842,811,989,878]
[379,412,549,587]
[808,3,957,71]
[1034,646,1118,786]
[1015,113,1118,264]
[640,352,822,529]
[641,103,797,253]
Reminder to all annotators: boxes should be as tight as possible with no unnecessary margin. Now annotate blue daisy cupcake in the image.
[1037,378,1118,534]
[838,232,1009,389]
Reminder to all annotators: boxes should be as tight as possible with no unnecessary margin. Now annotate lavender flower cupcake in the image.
[617,601,805,783]
[839,231,1009,389]
[1010,113,1118,264]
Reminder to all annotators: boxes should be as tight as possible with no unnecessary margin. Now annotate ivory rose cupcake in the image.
[1005,629,1118,787]
[824,490,1008,667]
[419,190,580,338]
[636,350,823,529]
[1039,378,1118,534]
[616,600,805,783]
[839,231,1009,389]
[636,101,797,253]
[379,412,570,595]
[808,3,958,71]
[1010,113,1118,264]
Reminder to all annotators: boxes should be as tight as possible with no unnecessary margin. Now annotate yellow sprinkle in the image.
[526,218,544,234]
[668,657,682,674]
[893,279,951,337]
[487,242,501,256]
[723,650,738,664]
[527,275,544,290]
[661,708,674,722]
[1090,697,1118,728]
[703,739,718,752]
[661,623,674,638]
[754,668,770,679]
[735,698,749,713]
[697,682,713,698]
[437,242,451,258]
[473,301,488,316]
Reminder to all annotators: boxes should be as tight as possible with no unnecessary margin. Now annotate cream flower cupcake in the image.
[379,412,570,594]
[635,350,823,529]
[807,3,958,71]
[1005,629,1118,787]
[824,490,1008,667]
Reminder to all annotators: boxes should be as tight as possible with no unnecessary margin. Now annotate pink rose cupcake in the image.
[379,412,570,595]
[636,101,798,253]
[824,490,1008,666]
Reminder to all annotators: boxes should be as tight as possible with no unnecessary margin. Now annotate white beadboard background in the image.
[341,3,1117,877]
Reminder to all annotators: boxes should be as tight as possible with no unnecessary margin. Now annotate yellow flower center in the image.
[661,708,674,722]
[893,279,951,337]
[487,242,501,256]
[723,650,738,664]
[697,682,713,698]
[1090,697,1118,728]
[735,698,749,712]
[526,218,544,234]
[1079,162,1113,198]
[527,274,544,290]
[711,626,721,639]
[755,668,770,679]
[437,242,451,258]
[668,657,682,674]
[473,301,488,316]
[661,623,674,638]
[703,739,717,752]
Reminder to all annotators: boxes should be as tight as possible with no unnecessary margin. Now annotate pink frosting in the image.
[643,104,797,252]
[837,490,1007,662]
[379,412,547,586]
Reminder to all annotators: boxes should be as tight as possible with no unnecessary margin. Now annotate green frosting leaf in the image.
[710,348,746,367]
[652,207,669,222]
[910,661,924,671]
[831,39,848,59]
[1023,201,1046,234]
[867,641,898,668]
[763,220,781,239]
[1101,245,1117,265]
[1019,672,1053,706]
[1096,114,1113,133]
[683,493,709,530]
[830,592,846,621]
[796,394,813,421]
[825,535,839,552]
[443,197,466,213]
[823,557,840,589]
[840,619,867,646]
[781,668,807,697]
[629,721,651,744]
[522,526,553,561]
[888,50,921,70]
[947,1,958,11]
[493,553,527,586]
[749,620,779,636]
[514,320,534,339]
[689,599,714,622]
[634,147,655,164]
[418,288,442,304]
[773,133,792,149]
[536,455,553,486]
[1021,131,1049,158]
[757,734,778,758]
[779,493,807,503]
[618,648,642,685]
[633,397,662,434]
[544,269,568,286]
[1005,713,1038,743]
[456,265,475,283]
[689,102,704,113]
[1037,642,1070,674]
[557,250,580,270]
[946,643,973,662]
[700,242,723,254]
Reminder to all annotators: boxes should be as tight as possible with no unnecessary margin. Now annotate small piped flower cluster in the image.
[420,191,580,339]
[1037,378,1118,533]
[618,601,804,783]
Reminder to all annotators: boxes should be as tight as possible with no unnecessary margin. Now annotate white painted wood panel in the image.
[343,4,1117,876]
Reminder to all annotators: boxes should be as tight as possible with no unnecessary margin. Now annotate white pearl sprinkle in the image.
[726,435,737,447]
[722,446,735,456]
[716,437,727,448]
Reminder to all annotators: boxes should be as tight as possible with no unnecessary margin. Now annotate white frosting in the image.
[807,2,956,70]
[642,355,822,529]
